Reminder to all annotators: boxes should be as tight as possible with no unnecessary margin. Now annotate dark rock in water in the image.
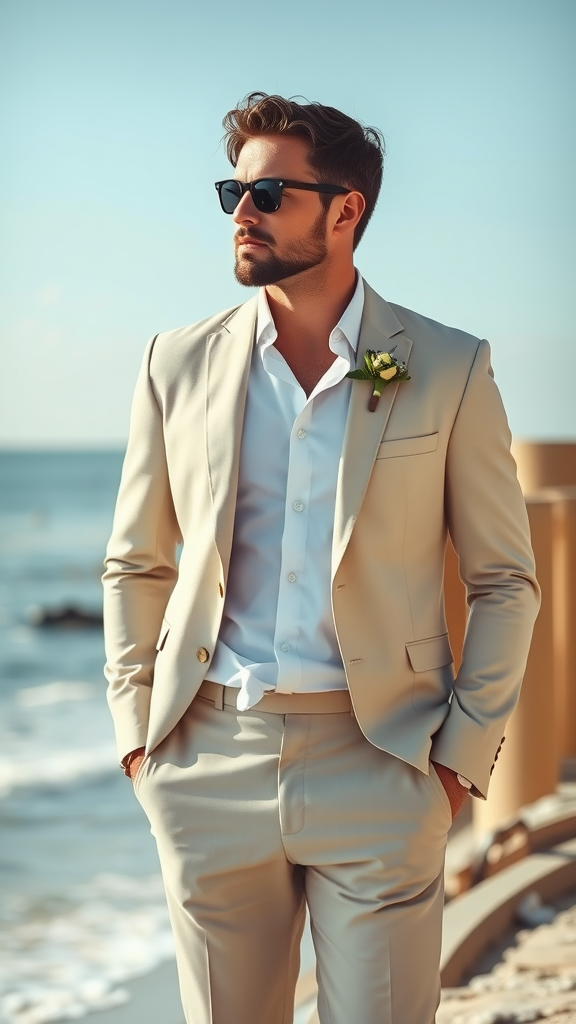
[27,604,104,629]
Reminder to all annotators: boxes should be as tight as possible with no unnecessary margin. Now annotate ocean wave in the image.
[0,873,174,1024]
[16,682,96,707]
[0,746,118,798]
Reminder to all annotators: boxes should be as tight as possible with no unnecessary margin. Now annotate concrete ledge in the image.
[446,789,576,895]
[441,837,576,987]
[526,807,576,853]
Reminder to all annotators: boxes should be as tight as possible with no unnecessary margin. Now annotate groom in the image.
[103,92,539,1023]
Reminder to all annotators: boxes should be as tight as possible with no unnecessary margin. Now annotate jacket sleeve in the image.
[429,338,541,798]
[102,336,182,761]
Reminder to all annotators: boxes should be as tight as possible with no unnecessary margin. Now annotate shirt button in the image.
[292,500,304,512]
[196,647,210,663]
[297,429,306,439]
[281,643,290,652]
[287,572,297,583]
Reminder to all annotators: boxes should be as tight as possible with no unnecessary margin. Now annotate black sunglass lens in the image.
[252,180,281,213]
[220,181,242,213]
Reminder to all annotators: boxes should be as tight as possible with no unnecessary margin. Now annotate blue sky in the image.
[1,0,574,446]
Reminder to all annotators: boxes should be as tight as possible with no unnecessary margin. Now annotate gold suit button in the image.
[196,647,209,663]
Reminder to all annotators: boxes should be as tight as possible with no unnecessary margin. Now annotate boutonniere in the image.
[346,348,411,411]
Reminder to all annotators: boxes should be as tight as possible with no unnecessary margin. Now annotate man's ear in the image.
[331,190,366,240]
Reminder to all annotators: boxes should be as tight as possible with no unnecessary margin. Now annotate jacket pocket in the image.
[406,633,453,672]
[156,618,171,652]
[376,432,439,459]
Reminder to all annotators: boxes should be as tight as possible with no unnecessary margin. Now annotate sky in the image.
[0,0,574,447]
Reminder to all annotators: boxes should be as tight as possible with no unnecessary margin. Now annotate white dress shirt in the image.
[209,274,365,710]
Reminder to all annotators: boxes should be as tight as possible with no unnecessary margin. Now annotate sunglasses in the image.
[214,178,349,215]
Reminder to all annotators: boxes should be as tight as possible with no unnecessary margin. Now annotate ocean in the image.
[0,451,174,1024]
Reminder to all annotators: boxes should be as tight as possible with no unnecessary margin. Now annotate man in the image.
[103,93,540,1023]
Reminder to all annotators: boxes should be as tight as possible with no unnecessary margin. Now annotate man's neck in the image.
[265,263,358,397]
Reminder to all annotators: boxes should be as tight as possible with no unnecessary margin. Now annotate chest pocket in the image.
[375,432,439,459]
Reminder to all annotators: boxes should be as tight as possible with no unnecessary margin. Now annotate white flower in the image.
[379,366,397,381]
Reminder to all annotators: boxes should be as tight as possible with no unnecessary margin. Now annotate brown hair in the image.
[222,92,385,249]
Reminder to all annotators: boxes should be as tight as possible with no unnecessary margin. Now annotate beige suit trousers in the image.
[134,684,452,1024]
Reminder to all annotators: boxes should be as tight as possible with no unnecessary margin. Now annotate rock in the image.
[26,604,103,629]
[516,892,557,928]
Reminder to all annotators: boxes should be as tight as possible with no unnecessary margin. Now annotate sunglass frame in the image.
[214,178,349,214]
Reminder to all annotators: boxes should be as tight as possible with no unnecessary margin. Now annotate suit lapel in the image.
[332,283,413,577]
[205,296,258,579]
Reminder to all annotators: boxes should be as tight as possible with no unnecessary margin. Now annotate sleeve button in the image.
[196,647,209,663]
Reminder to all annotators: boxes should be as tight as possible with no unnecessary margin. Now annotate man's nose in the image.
[232,190,260,226]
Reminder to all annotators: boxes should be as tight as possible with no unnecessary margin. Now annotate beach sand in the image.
[52,962,184,1024]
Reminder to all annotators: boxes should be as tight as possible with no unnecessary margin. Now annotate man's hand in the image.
[431,761,469,820]
[123,747,146,782]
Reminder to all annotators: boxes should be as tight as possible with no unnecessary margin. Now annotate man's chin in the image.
[233,255,312,289]
[234,258,282,289]
[234,254,264,288]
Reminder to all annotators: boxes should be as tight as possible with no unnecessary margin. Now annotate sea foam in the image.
[0,746,118,798]
[17,682,96,707]
[0,874,174,1024]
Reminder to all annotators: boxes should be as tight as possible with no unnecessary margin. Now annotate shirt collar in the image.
[333,272,364,354]
[256,272,365,355]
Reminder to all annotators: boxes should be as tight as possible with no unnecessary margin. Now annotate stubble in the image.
[234,208,329,288]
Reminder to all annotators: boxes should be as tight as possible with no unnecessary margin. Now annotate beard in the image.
[234,208,328,287]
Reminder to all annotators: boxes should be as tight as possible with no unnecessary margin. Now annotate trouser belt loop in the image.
[213,682,224,710]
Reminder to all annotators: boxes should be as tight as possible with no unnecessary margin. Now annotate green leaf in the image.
[346,368,373,381]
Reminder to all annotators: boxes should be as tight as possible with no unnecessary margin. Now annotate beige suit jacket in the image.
[103,281,540,799]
